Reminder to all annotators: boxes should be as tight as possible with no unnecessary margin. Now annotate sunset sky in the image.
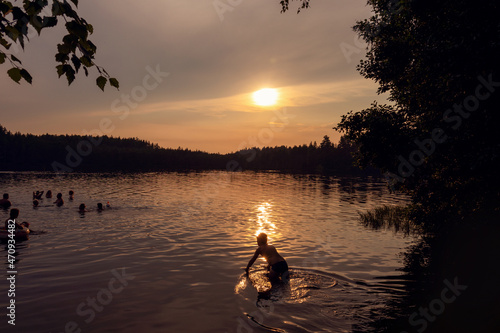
[0,0,388,153]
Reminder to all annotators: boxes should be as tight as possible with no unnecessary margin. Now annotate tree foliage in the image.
[0,125,369,176]
[334,0,500,223]
[279,0,310,13]
[0,0,118,90]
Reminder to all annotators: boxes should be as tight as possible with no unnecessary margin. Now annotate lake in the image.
[0,171,414,333]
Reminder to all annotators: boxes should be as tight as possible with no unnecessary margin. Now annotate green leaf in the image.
[10,55,22,64]
[63,33,78,45]
[55,52,69,63]
[57,43,71,54]
[20,69,32,84]
[80,55,93,67]
[71,55,81,73]
[96,75,107,91]
[56,64,65,77]
[43,16,58,28]
[7,67,22,84]
[0,3,11,14]
[6,26,20,41]
[86,23,94,35]
[70,0,79,7]
[109,78,119,90]
[0,37,11,49]
[65,67,76,85]
[52,1,63,16]
[0,53,5,65]
[83,67,88,77]
[66,20,87,40]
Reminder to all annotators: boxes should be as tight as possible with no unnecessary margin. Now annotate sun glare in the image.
[252,88,279,106]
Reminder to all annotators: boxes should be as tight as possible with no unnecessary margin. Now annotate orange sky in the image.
[0,0,388,153]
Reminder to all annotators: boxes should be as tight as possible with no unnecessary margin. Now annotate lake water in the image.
[0,171,414,333]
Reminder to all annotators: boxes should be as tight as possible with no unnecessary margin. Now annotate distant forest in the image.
[0,125,377,175]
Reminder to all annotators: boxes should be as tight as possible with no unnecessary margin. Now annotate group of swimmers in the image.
[32,190,74,207]
[78,202,111,213]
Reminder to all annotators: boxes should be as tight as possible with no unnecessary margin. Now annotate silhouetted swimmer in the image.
[45,190,52,198]
[33,200,39,208]
[32,190,44,200]
[4,208,23,230]
[97,203,104,211]
[245,233,289,282]
[0,193,12,208]
[106,201,111,208]
[69,190,74,201]
[54,193,64,207]
[78,203,87,214]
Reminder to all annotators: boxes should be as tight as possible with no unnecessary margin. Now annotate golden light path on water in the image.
[254,201,277,238]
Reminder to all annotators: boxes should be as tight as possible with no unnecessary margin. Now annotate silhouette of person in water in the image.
[69,190,74,201]
[4,208,23,230]
[0,193,12,208]
[78,203,87,214]
[32,190,44,200]
[245,233,289,281]
[97,203,104,211]
[54,193,64,207]
[45,190,52,198]
[33,200,39,208]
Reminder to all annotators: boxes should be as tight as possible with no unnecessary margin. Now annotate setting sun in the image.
[252,88,279,106]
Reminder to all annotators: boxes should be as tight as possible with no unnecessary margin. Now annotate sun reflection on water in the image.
[254,202,279,240]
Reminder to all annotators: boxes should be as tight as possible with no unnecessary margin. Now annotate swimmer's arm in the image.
[245,248,261,274]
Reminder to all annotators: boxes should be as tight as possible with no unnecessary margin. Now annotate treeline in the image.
[227,135,378,175]
[0,125,375,175]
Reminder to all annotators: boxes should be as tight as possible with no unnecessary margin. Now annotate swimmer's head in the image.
[33,200,39,207]
[3,193,9,199]
[257,233,268,246]
[79,203,86,211]
[9,208,19,219]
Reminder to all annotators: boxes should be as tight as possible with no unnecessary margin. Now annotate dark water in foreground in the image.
[0,172,414,332]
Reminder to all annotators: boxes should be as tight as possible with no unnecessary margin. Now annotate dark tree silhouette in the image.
[333,0,500,223]
[0,124,370,176]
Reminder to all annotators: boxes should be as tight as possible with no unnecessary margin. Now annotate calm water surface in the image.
[0,172,414,333]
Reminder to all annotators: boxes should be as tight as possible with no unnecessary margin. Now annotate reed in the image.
[359,205,420,236]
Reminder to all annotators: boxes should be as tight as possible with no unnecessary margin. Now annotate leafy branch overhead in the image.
[0,0,118,90]
[280,0,310,13]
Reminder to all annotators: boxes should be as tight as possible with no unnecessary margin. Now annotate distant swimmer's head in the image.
[79,203,86,211]
[69,190,74,196]
[97,203,103,210]
[3,193,9,199]
[257,233,268,246]
[9,208,19,219]
[57,193,63,199]
[33,200,39,207]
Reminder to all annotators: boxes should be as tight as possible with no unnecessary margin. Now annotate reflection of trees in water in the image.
[359,220,500,333]
[291,174,391,205]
